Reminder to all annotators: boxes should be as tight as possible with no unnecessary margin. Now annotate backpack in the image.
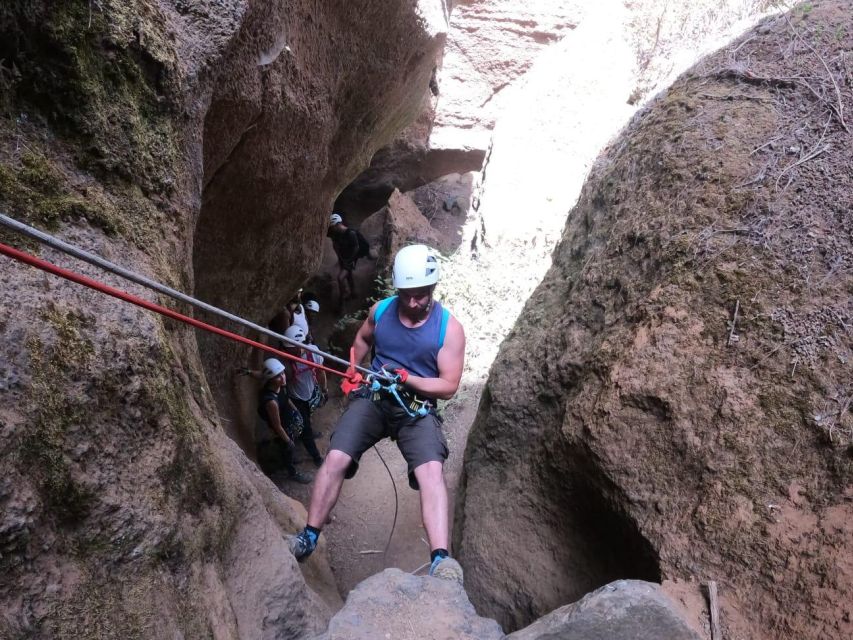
[355,229,370,259]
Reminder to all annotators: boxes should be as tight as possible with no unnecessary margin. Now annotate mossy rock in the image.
[0,1,180,194]
[0,151,123,234]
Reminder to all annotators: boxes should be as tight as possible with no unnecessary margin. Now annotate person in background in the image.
[290,289,310,335]
[299,295,328,410]
[250,358,312,484]
[269,289,306,336]
[282,325,326,467]
[327,213,360,309]
[302,293,320,343]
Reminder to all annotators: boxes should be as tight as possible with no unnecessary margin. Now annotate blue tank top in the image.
[371,297,448,380]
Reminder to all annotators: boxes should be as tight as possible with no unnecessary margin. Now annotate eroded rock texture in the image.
[456,3,853,638]
[508,580,700,640]
[0,0,445,636]
[318,569,504,640]
[339,0,581,207]
[430,0,579,160]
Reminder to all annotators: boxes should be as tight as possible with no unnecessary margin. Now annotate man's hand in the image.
[393,368,409,384]
[341,371,364,396]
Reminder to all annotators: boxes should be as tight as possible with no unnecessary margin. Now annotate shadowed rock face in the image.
[0,0,445,636]
[455,3,853,638]
[193,0,447,444]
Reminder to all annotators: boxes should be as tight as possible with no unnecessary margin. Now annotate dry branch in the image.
[727,300,740,346]
[708,581,723,640]
[784,13,850,133]
[775,144,829,190]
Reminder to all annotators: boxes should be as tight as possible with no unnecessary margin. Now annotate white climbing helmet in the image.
[329,213,343,226]
[304,300,320,313]
[392,244,440,289]
[284,324,307,344]
[262,358,285,381]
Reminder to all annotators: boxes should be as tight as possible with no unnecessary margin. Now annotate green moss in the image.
[0,151,124,234]
[143,346,239,561]
[44,569,158,639]
[16,306,100,523]
[22,324,95,523]
[1,1,180,193]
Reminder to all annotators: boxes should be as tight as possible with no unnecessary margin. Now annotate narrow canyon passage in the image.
[4,2,851,639]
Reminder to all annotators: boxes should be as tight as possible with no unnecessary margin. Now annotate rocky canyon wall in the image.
[455,2,853,638]
[338,0,581,207]
[0,0,445,637]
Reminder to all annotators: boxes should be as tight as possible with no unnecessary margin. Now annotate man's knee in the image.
[324,449,353,475]
[413,461,445,489]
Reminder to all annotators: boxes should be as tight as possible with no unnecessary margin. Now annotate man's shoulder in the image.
[437,304,465,344]
[435,301,459,322]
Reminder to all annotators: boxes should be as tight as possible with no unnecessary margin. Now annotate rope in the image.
[0,242,349,379]
[372,445,399,556]
[0,213,391,382]
[1,219,412,561]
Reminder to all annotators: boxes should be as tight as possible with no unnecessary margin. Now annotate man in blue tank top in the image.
[289,245,466,582]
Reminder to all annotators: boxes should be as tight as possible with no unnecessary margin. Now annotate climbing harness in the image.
[366,373,433,419]
[0,213,394,385]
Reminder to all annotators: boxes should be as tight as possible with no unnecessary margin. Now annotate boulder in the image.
[317,568,504,640]
[508,580,701,640]
[384,189,441,264]
[455,3,853,639]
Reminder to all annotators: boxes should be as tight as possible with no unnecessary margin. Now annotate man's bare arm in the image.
[352,302,378,365]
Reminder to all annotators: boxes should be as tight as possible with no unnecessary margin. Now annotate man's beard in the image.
[402,299,431,322]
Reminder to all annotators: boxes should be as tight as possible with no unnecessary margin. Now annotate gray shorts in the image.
[329,397,448,490]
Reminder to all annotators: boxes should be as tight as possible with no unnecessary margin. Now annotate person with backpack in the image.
[327,212,370,309]
[253,358,312,484]
[281,324,326,468]
[289,244,466,583]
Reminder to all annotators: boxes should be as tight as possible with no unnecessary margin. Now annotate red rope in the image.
[0,242,350,379]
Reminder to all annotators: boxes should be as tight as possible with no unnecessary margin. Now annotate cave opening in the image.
[515,444,662,629]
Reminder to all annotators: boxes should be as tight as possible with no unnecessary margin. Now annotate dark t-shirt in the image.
[257,388,300,437]
[330,228,360,265]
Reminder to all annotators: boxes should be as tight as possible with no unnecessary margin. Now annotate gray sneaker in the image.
[429,556,464,584]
